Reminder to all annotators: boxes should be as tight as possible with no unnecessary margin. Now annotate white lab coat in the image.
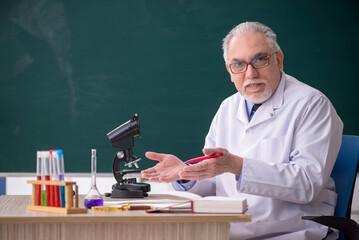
[180,73,343,240]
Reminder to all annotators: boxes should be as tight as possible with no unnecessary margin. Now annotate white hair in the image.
[222,22,281,63]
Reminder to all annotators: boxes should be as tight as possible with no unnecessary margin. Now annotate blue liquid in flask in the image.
[84,198,103,209]
[84,149,104,209]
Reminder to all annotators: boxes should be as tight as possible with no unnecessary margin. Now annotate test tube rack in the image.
[26,180,88,214]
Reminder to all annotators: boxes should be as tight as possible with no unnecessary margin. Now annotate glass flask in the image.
[84,149,104,209]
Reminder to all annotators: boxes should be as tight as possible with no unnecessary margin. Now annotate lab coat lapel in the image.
[247,74,285,128]
[237,97,250,124]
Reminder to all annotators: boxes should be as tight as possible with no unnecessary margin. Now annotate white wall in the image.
[3,173,171,195]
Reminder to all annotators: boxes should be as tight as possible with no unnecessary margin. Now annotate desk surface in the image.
[0,195,251,240]
[0,195,251,224]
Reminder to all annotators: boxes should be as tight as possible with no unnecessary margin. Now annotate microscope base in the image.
[111,188,147,198]
[110,182,150,198]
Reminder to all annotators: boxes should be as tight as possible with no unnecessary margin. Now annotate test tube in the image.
[40,151,46,206]
[43,151,51,206]
[57,149,66,207]
[53,150,61,207]
[36,151,42,206]
[49,150,61,207]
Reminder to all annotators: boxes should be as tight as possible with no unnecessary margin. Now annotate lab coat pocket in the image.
[260,136,286,163]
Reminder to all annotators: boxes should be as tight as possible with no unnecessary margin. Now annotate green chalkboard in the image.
[1,0,358,173]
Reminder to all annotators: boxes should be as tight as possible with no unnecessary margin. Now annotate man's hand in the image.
[141,152,187,182]
[178,148,243,180]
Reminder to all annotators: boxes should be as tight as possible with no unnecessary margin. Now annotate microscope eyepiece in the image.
[107,113,140,149]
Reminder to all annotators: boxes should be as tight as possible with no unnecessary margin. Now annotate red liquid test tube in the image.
[50,150,61,207]
[36,151,42,206]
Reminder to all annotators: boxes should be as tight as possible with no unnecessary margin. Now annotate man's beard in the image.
[241,79,273,104]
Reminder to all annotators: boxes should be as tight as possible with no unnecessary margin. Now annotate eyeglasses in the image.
[228,54,272,74]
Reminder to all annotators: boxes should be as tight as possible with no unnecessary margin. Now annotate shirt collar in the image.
[237,72,286,124]
[245,100,255,119]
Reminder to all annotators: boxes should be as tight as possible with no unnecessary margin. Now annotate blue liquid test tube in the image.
[57,149,66,208]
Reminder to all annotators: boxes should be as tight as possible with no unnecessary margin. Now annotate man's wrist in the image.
[229,155,243,176]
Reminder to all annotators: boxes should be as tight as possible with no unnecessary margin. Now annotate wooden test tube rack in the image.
[26,180,88,214]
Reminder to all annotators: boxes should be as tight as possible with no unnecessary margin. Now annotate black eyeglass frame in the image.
[228,54,273,74]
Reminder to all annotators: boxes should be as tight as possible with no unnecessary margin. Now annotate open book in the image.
[104,191,203,205]
[104,191,247,214]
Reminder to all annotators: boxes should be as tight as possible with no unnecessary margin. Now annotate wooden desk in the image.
[0,195,251,240]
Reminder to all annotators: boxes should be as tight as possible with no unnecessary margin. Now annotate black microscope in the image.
[107,113,150,198]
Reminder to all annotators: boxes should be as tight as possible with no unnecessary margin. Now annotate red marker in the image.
[185,152,223,164]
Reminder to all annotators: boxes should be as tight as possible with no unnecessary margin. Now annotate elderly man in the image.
[142,22,343,240]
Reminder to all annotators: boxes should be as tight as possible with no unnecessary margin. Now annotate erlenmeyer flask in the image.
[84,149,103,209]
